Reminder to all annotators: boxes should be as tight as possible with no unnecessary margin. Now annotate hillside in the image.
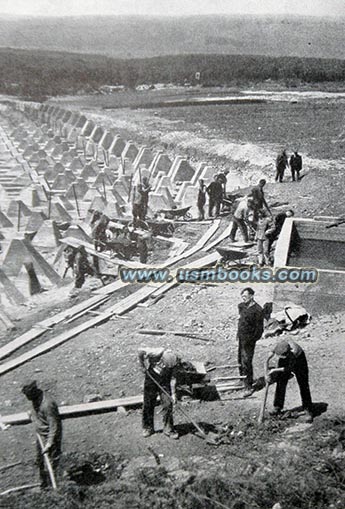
[0,14,345,60]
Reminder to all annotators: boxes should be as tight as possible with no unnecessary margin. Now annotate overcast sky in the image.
[0,0,344,17]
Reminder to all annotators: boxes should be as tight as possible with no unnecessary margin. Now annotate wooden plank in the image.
[0,395,144,426]
[203,223,232,251]
[0,252,220,375]
[0,294,110,361]
[0,307,15,330]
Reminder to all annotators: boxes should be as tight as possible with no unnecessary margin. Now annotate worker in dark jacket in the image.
[237,287,264,396]
[22,380,62,488]
[197,179,206,220]
[206,175,223,218]
[275,150,288,183]
[289,151,302,181]
[265,339,313,422]
[138,347,181,439]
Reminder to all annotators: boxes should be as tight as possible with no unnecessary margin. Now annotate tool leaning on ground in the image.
[258,382,270,424]
[145,369,220,446]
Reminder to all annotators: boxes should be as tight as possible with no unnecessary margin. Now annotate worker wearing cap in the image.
[265,339,313,423]
[138,347,181,439]
[22,380,62,488]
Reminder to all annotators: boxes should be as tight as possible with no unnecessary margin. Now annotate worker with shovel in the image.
[138,347,181,439]
[22,380,62,489]
[265,339,313,423]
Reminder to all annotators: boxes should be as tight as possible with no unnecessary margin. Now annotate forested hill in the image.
[1,49,345,99]
[0,14,344,60]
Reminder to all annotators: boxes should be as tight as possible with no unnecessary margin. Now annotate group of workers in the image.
[24,283,313,487]
[276,149,303,183]
[21,150,310,489]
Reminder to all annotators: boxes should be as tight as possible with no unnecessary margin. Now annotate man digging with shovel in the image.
[138,348,181,440]
[22,380,62,489]
[265,339,314,423]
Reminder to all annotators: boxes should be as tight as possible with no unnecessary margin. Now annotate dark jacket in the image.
[206,181,223,200]
[237,302,264,342]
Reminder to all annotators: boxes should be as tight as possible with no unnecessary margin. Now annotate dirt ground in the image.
[1,88,345,506]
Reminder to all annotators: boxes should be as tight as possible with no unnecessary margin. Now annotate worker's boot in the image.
[305,410,314,423]
[269,407,282,417]
[142,428,154,438]
[243,386,255,398]
[163,428,179,440]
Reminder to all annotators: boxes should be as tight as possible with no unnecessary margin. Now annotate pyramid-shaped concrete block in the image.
[7,200,31,218]
[51,144,64,158]
[93,171,113,189]
[155,175,175,193]
[170,159,195,182]
[60,151,74,165]
[51,172,70,191]
[49,201,72,222]
[103,167,116,184]
[81,164,97,180]
[75,115,88,129]
[167,156,184,179]
[122,141,139,162]
[36,159,52,175]
[90,126,104,143]
[23,146,34,159]
[64,169,76,185]
[0,210,13,228]
[133,147,154,171]
[0,268,26,305]
[109,136,126,157]
[69,157,85,171]
[111,188,127,207]
[25,211,47,232]
[19,185,46,208]
[58,196,75,211]
[175,182,193,203]
[149,153,172,178]
[191,162,207,185]
[89,196,107,213]
[44,167,59,183]
[157,186,176,208]
[43,139,56,153]
[83,188,101,203]
[2,237,62,284]
[149,193,171,211]
[66,179,89,200]
[199,166,217,183]
[81,120,95,137]
[32,220,61,248]
[63,224,92,244]
[99,132,113,151]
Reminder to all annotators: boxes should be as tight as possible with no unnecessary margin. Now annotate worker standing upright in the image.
[197,179,206,220]
[237,288,264,397]
[22,380,62,489]
[275,150,288,183]
[289,151,302,181]
[206,175,223,217]
[138,347,181,439]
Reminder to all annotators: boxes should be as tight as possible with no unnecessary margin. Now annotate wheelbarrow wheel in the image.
[167,224,175,235]
[184,211,192,220]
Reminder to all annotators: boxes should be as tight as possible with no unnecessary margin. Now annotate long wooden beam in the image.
[0,395,144,426]
[0,252,220,375]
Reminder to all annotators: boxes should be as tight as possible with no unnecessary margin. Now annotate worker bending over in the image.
[138,347,181,439]
[265,339,313,423]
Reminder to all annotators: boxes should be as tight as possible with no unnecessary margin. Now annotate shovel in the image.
[145,370,220,446]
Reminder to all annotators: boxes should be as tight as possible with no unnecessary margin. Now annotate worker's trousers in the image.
[291,168,300,181]
[273,351,313,412]
[36,437,61,488]
[143,372,174,432]
[238,337,256,389]
[208,198,221,217]
[230,218,249,243]
[257,238,270,266]
[275,167,285,182]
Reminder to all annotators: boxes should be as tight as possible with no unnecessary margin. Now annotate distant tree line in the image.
[1,48,345,99]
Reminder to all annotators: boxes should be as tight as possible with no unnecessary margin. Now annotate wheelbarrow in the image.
[216,247,250,267]
[158,206,192,221]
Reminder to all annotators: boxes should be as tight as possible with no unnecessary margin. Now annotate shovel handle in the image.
[36,434,57,490]
[258,383,269,424]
